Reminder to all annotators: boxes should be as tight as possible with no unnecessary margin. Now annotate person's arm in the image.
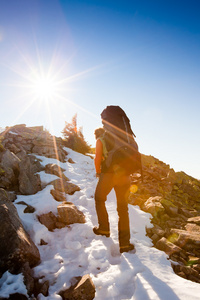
[94,139,103,177]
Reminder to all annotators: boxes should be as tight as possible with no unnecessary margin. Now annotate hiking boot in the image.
[120,243,135,253]
[93,226,110,237]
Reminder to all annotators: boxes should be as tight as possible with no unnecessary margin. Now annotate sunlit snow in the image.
[0,147,200,299]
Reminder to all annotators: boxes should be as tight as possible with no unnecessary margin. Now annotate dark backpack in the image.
[101,106,142,176]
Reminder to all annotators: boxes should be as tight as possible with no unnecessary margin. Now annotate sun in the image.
[31,75,58,100]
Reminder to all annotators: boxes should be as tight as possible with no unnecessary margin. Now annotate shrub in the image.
[62,114,91,155]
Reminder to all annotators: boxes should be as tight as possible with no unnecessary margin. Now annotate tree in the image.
[62,114,91,154]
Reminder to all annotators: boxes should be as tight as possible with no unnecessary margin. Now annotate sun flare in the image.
[32,76,58,100]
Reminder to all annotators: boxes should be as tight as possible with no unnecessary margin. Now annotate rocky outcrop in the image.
[130,154,200,283]
[1,124,67,162]
[0,124,84,297]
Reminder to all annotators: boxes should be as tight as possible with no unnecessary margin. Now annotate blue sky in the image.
[0,0,200,179]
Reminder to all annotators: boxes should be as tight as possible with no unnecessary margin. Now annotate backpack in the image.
[100,106,142,176]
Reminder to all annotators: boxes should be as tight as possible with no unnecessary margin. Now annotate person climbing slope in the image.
[93,106,141,253]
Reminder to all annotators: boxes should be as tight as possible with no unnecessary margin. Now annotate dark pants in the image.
[94,172,131,247]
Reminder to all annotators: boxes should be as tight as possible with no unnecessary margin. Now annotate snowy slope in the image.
[1,148,200,299]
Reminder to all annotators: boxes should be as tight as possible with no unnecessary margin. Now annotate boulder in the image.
[18,156,41,195]
[0,150,20,189]
[59,274,95,300]
[57,202,85,225]
[0,197,40,276]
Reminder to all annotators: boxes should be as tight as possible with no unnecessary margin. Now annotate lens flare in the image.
[130,184,138,194]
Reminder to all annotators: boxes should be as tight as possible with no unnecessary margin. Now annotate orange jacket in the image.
[94,139,103,174]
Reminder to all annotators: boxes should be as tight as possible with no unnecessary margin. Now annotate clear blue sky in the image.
[0,0,200,179]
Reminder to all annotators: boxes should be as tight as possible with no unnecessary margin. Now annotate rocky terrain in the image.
[0,124,200,298]
[0,125,95,299]
[130,155,200,283]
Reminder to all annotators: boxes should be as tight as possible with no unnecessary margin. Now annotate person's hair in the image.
[94,127,105,139]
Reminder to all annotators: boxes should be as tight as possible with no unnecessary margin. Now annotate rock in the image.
[21,262,35,296]
[18,156,41,195]
[52,178,80,195]
[187,216,200,225]
[156,237,182,255]
[24,205,36,214]
[16,149,27,160]
[32,143,66,162]
[0,197,40,276]
[160,199,178,217]
[8,143,21,154]
[142,196,165,216]
[170,229,200,248]
[68,158,75,164]
[38,212,58,231]
[57,202,85,225]
[59,274,95,300]
[16,201,36,213]
[34,278,49,297]
[179,207,198,218]
[0,149,20,189]
[40,239,48,245]
[50,189,67,202]
[185,223,200,233]
[45,163,67,178]
[0,188,12,201]
[1,149,20,173]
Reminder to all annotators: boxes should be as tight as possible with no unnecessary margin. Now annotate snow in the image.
[0,147,200,299]
[9,131,19,135]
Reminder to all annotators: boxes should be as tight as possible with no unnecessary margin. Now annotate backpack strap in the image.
[99,136,108,159]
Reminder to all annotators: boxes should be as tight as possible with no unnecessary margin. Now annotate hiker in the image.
[93,106,141,253]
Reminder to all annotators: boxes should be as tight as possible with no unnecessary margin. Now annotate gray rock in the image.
[0,150,20,189]
[18,156,41,195]
[0,197,40,276]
